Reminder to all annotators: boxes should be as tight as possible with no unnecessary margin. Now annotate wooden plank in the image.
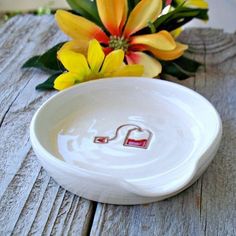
[0,0,69,12]
[0,15,67,124]
[0,15,95,236]
[1,15,236,236]
[90,29,236,235]
[0,15,61,199]
[179,28,236,65]
[193,44,236,235]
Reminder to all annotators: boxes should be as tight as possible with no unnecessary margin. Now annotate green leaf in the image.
[154,6,208,31]
[162,0,166,7]
[174,56,201,73]
[171,0,179,7]
[36,73,61,90]
[128,0,140,10]
[160,56,201,80]
[148,21,156,34]
[154,3,184,28]
[66,0,102,26]
[22,42,65,72]
[22,56,41,67]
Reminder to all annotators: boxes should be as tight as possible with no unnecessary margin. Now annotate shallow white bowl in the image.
[30,78,222,205]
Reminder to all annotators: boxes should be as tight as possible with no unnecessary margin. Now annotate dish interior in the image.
[34,79,220,180]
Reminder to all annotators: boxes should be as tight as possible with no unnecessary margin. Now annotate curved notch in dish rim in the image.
[121,128,222,197]
[30,77,222,197]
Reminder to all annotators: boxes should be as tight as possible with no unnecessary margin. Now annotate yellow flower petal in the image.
[148,42,188,61]
[177,0,208,8]
[87,39,105,73]
[131,31,176,51]
[171,27,183,38]
[54,72,77,90]
[57,50,90,76]
[59,40,89,56]
[121,1,128,31]
[101,49,124,74]
[55,10,108,43]
[124,0,162,37]
[108,64,144,77]
[126,52,162,77]
[97,0,127,35]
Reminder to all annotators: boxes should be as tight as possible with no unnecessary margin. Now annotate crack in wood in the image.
[0,15,96,236]
[86,202,97,236]
[11,167,50,235]
[0,76,32,128]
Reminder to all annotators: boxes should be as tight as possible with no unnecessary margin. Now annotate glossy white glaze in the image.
[30,78,222,204]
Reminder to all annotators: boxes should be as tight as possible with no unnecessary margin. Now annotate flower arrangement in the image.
[22,0,209,91]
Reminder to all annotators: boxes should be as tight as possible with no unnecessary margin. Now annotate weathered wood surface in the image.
[0,15,95,236]
[0,15,236,236]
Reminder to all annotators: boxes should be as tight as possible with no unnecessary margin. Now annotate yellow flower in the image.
[55,0,188,78]
[171,27,183,38]
[176,0,208,9]
[54,39,144,90]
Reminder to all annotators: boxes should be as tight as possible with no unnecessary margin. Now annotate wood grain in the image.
[0,15,95,236]
[0,16,236,236]
[90,29,236,236]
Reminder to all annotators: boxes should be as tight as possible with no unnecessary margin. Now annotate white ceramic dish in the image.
[30,78,222,205]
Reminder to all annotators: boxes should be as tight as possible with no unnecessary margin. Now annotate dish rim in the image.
[30,77,222,196]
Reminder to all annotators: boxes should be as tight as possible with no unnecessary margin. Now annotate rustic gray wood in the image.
[90,30,236,236]
[0,15,95,236]
[0,15,235,236]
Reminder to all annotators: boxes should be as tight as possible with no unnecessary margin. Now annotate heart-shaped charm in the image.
[123,128,152,149]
